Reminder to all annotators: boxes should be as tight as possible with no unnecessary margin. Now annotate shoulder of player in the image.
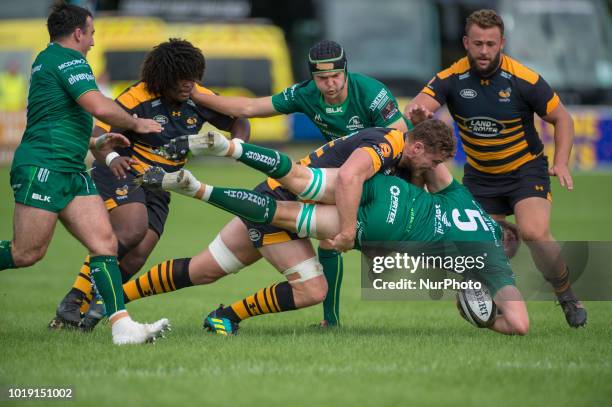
[116,81,158,110]
[436,57,471,80]
[348,72,392,95]
[500,55,540,85]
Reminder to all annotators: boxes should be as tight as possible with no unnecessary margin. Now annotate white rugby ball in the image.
[456,281,497,328]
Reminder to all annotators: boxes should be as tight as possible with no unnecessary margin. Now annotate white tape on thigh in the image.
[208,234,244,274]
[295,203,317,238]
[282,256,323,283]
[297,167,327,201]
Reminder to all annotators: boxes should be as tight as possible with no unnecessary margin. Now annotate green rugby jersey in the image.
[13,43,99,172]
[357,176,504,250]
[271,72,409,141]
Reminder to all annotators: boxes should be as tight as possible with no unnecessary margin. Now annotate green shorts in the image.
[10,165,98,213]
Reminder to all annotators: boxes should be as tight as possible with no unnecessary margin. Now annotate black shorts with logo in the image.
[92,162,171,237]
[462,155,551,216]
[242,179,301,248]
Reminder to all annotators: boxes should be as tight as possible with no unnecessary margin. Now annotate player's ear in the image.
[462,35,469,50]
[500,36,506,51]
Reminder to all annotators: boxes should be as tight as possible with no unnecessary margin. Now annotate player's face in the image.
[463,25,504,77]
[76,17,95,56]
[401,142,446,171]
[168,80,196,103]
[313,71,347,102]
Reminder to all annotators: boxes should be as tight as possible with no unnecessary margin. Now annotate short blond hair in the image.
[465,9,504,36]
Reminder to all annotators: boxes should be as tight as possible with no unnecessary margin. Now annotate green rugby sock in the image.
[89,255,125,317]
[235,143,293,179]
[319,247,343,326]
[204,186,277,224]
[0,240,15,270]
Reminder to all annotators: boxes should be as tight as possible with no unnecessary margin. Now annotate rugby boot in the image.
[203,305,240,336]
[558,290,587,328]
[112,316,171,345]
[79,295,106,332]
[48,288,85,330]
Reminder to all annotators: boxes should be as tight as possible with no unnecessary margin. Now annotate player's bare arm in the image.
[542,102,575,190]
[330,149,377,252]
[77,90,162,134]
[190,90,278,118]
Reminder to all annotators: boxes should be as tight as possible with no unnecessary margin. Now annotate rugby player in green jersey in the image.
[0,3,169,345]
[137,136,529,336]
[188,40,411,327]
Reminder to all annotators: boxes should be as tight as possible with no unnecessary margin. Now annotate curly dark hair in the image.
[141,38,205,98]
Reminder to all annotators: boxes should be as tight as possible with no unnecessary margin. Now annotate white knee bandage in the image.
[295,203,317,238]
[298,167,327,201]
[282,256,323,283]
[208,234,244,274]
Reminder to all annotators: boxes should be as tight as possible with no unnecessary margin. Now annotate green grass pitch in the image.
[1,158,611,406]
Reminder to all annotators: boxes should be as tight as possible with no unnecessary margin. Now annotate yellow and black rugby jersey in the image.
[422,55,560,174]
[97,82,236,172]
[301,127,406,175]
[265,127,410,192]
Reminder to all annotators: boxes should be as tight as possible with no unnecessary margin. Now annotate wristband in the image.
[105,152,120,167]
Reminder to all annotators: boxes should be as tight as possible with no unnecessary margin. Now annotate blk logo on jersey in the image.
[326,106,343,114]
[465,117,505,137]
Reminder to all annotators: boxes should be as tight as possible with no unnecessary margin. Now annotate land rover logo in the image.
[460,89,477,99]
[465,117,505,137]
[153,115,169,125]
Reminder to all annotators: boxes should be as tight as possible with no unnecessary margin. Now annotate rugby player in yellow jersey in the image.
[48,39,250,330]
[405,9,585,327]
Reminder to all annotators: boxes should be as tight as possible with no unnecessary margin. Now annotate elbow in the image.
[90,103,110,120]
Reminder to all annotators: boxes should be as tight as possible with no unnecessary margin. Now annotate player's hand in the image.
[549,164,574,190]
[109,156,138,180]
[93,132,130,151]
[325,230,356,253]
[133,114,163,134]
[157,135,190,160]
[405,104,433,126]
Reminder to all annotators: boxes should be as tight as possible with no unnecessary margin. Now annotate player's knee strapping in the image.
[122,258,193,303]
[297,167,327,201]
[209,234,244,274]
[282,256,323,283]
[295,203,317,238]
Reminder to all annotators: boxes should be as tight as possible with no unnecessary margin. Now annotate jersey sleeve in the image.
[55,58,99,101]
[357,130,404,173]
[271,82,306,114]
[194,84,236,130]
[368,86,404,128]
[420,73,450,105]
[518,75,560,117]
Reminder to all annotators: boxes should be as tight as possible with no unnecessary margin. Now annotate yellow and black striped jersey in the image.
[97,82,236,173]
[422,55,560,174]
[300,127,406,175]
